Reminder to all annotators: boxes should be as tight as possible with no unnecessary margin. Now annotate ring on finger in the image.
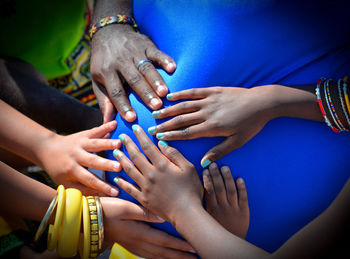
[136,59,153,70]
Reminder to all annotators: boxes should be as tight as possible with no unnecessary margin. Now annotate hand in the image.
[113,125,203,223]
[203,163,249,239]
[102,197,196,259]
[148,86,277,167]
[38,121,122,196]
[90,24,176,123]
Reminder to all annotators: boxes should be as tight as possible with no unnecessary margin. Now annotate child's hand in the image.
[203,163,249,239]
[39,121,122,196]
[148,86,275,167]
[113,125,203,222]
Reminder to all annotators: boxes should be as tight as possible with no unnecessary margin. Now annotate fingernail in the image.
[148,126,156,134]
[201,159,211,168]
[113,177,119,184]
[112,161,120,170]
[159,140,168,147]
[118,134,125,141]
[113,149,119,158]
[158,85,167,95]
[221,166,229,174]
[152,111,160,118]
[150,98,161,108]
[132,124,139,132]
[157,216,165,221]
[166,93,173,99]
[203,169,209,176]
[125,111,136,121]
[167,62,176,70]
[237,178,245,186]
[113,140,120,148]
[110,188,119,196]
[156,133,164,139]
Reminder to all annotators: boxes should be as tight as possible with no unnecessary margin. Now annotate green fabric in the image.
[0,0,86,79]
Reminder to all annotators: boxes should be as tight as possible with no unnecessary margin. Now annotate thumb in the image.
[200,135,242,167]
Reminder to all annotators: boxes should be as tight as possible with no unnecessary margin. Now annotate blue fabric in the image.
[106,0,350,252]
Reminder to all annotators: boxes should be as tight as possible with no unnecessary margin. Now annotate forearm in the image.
[0,161,55,221]
[0,100,56,167]
[172,204,268,259]
[92,0,133,22]
[258,84,323,122]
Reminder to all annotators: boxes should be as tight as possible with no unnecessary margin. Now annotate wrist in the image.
[35,131,60,169]
[169,198,203,227]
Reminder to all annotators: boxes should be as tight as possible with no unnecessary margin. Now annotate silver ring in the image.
[136,59,152,70]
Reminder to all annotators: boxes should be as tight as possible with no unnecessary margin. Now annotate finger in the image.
[92,80,116,123]
[208,163,227,205]
[150,101,201,121]
[84,139,122,152]
[165,88,210,101]
[83,120,117,138]
[131,125,165,165]
[150,112,204,136]
[66,182,103,196]
[156,123,210,141]
[113,149,144,186]
[73,168,119,196]
[114,177,143,205]
[146,47,177,73]
[118,132,154,171]
[157,140,191,168]
[143,225,195,253]
[120,62,163,110]
[78,152,122,172]
[104,72,137,122]
[201,135,241,167]
[236,178,249,211]
[221,166,238,206]
[138,60,168,97]
[203,169,217,208]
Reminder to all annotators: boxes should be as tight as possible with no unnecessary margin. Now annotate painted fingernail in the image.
[148,126,156,134]
[156,133,164,139]
[159,140,168,147]
[113,177,119,184]
[112,161,121,170]
[125,111,136,121]
[113,149,119,158]
[166,93,173,99]
[110,188,119,196]
[201,159,211,168]
[150,98,161,108]
[132,124,139,132]
[152,111,160,118]
[118,134,125,141]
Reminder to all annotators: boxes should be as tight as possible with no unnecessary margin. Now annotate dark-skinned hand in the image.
[90,24,176,123]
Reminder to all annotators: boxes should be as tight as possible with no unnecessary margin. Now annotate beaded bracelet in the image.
[89,15,139,39]
[324,79,346,131]
[344,78,350,116]
[338,79,350,129]
[315,78,339,132]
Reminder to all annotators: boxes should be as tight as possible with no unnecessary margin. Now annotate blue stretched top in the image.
[106,0,350,252]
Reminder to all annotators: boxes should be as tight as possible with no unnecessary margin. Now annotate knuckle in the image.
[145,171,156,184]
[139,62,154,74]
[174,115,185,125]
[110,88,124,99]
[129,150,139,161]
[166,149,179,159]
[124,163,133,173]
[141,88,155,100]
[141,141,152,151]
[181,127,191,137]
[125,185,133,194]
[64,162,76,174]
[127,73,142,87]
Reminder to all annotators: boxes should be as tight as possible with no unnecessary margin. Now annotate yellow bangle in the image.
[79,196,90,259]
[57,188,83,258]
[47,185,66,251]
[34,192,58,242]
[95,196,104,252]
[87,196,99,258]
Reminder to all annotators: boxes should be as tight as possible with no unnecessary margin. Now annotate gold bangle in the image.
[87,196,99,258]
[34,192,58,242]
[57,188,83,258]
[47,185,66,251]
[95,196,104,252]
[80,196,91,259]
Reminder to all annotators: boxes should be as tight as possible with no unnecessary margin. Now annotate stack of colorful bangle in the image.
[315,77,350,132]
[35,185,104,258]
